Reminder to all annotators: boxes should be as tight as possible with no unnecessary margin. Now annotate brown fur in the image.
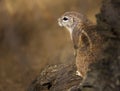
[74,24,104,77]
[58,11,105,78]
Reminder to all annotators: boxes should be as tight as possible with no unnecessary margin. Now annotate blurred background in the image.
[0,0,102,91]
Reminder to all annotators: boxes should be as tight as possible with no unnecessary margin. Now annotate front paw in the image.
[76,71,83,77]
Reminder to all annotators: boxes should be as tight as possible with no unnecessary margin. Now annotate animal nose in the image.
[58,18,63,26]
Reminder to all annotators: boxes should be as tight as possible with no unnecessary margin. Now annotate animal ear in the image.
[73,18,76,22]
[73,18,78,26]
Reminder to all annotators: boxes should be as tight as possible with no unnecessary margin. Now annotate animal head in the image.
[58,11,91,32]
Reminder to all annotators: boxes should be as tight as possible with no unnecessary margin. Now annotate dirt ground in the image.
[0,0,102,91]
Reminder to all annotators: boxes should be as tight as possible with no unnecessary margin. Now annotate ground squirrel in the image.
[58,11,104,78]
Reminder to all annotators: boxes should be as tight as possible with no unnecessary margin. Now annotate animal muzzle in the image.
[58,18,63,27]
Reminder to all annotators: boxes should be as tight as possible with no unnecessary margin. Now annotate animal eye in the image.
[63,17,68,21]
